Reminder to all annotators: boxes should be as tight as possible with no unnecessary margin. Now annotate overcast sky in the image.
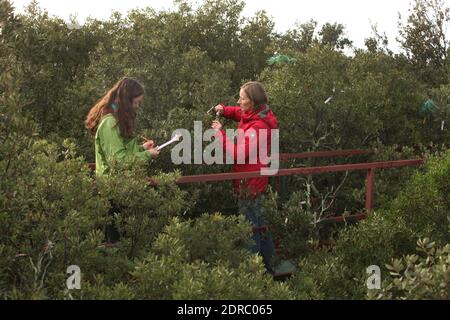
[11,0,417,51]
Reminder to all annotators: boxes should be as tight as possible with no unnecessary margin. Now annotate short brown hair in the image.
[241,81,268,108]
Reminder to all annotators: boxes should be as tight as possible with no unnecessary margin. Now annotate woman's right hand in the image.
[214,104,224,116]
[147,147,160,159]
[143,140,155,150]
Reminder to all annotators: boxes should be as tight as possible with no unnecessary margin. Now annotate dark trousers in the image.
[105,201,121,243]
[238,196,275,274]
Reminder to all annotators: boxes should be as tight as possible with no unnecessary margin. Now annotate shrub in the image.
[0,139,110,299]
[371,238,450,300]
[264,190,317,260]
[386,150,450,245]
[96,162,192,259]
[287,151,450,299]
[129,214,294,300]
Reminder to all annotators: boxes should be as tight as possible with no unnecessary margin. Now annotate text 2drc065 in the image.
[221,305,273,315]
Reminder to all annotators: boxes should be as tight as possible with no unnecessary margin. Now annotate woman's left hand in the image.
[211,120,222,132]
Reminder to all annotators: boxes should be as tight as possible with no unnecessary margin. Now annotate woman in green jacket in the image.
[85,77,159,176]
[85,77,159,242]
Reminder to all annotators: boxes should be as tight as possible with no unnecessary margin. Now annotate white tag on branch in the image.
[441,121,445,131]
[324,87,336,104]
[156,134,182,151]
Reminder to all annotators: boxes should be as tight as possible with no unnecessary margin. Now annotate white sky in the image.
[11,0,417,51]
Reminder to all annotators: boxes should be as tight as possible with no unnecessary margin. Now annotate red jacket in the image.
[215,105,278,196]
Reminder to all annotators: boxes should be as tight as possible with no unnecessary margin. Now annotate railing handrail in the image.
[152,158,424,214]
[87,151,424,214]
[168,159,423,185]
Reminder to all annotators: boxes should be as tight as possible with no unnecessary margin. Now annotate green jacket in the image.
[95,114,151,176]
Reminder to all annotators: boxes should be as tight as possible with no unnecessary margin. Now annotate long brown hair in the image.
[85,77,144,138]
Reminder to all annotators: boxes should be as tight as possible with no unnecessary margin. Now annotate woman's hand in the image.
[211,120,222,132]
[143,140,159,159]
[143,140,155,150]
[214,104,224,116]
[147,147,160,159]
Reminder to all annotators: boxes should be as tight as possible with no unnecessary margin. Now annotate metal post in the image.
[365,168,375,213]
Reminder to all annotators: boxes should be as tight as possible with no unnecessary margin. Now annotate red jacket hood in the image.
[242,105,278,129]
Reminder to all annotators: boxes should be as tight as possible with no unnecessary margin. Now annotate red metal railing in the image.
[88,149,424,217]
[170,159,423,213]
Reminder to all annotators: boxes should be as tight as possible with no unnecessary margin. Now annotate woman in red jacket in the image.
[211,81,278,274]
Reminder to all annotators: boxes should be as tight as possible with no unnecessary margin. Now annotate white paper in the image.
[156,134,181,151]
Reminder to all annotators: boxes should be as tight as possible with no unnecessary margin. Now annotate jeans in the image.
[238,196,275,274]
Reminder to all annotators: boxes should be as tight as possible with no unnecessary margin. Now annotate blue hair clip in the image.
[111,103,118,112]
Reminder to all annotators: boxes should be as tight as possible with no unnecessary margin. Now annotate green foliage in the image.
[262,46,352,151]
[371,238,449,300]
[11,1,99,138]
[275,20,317,53]
[425,84,450,142]
[0,138,110,298]
[97,162,192,258]
[77,281,136,300]
[387,150,450,244]
[0,130,191,299]
[398,0,450,85]
[318,22,353,50]
[287,151,450,299]
[262,45,427,151]
[288,250,357,300]
[287,212,414,299]
[129,214,294,300]
[363,25,392,55]
[264,190,317,259]
[346,51,425,146]
[1,0,450,300]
